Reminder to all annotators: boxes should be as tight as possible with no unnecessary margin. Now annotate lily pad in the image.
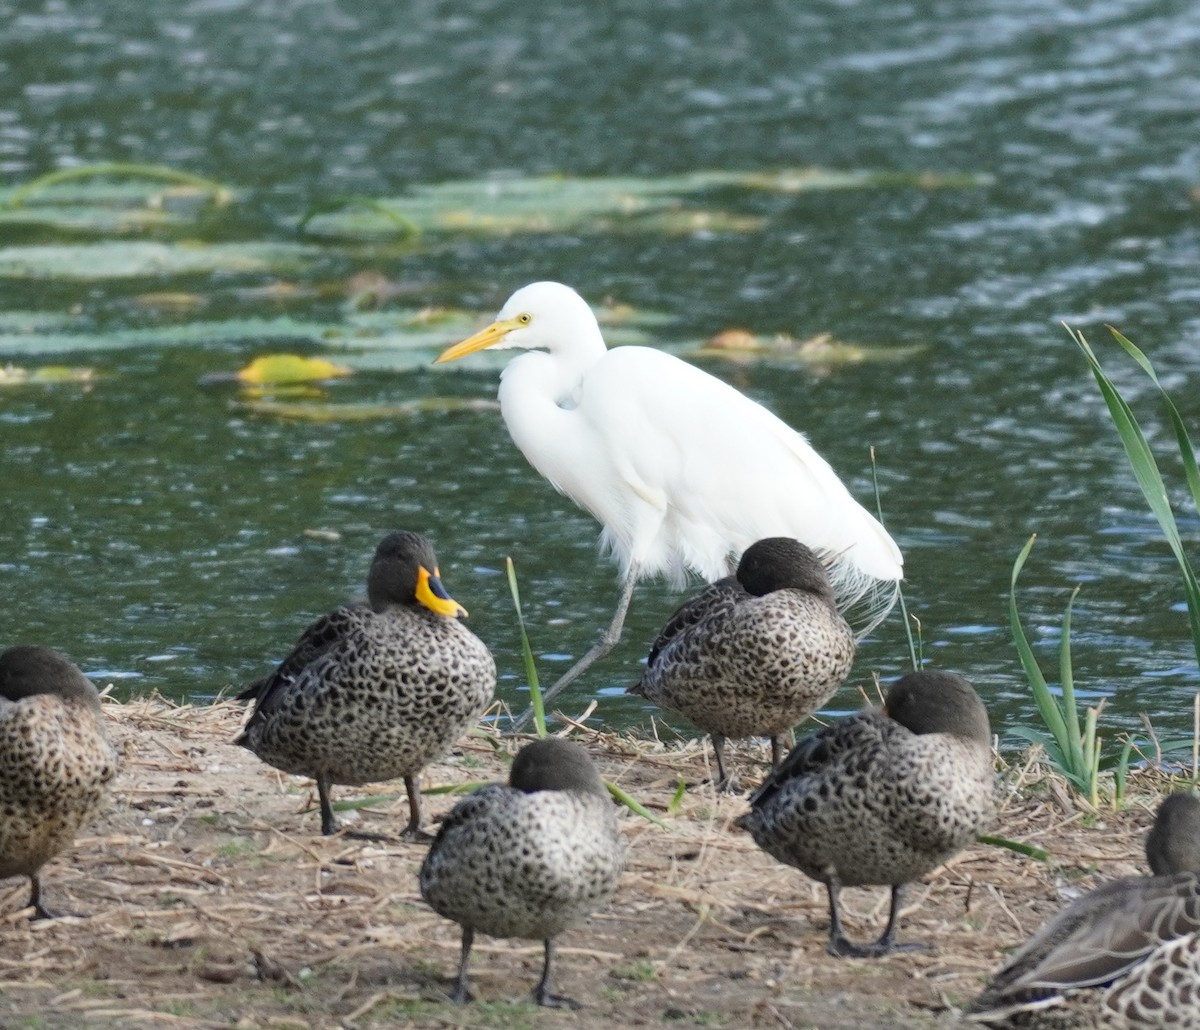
[299,167,990,241]
[237,396,500,422]
[0,163,235,234]
[0,241,317,281]
[0,364,96,386]
[0,316,338,356]
[130,292,210,313]
[0,299,676,361]
[236,354,352,386]
[689,329,928,369]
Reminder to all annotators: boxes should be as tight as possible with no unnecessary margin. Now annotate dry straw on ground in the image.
[0,695,1187,1030]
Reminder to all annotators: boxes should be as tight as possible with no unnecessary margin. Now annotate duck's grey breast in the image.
[0,695,118,878]
[420,788,622,941]
[742,717,993,887]
[247,609,495,784]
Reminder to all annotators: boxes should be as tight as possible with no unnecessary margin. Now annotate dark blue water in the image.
[2,0,1200,747]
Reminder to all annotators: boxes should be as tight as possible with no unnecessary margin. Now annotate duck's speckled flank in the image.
[970,792,1200,1028]
[420,738,624,1008]
[632,538,855,790]
[237,531,495,835]
[0,645,119,918]
[738,669,994,957]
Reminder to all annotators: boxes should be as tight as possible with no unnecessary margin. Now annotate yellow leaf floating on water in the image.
[0,364,96,386]
[235,353,352,386]
[239,396,499,422]
[131,291,207,312]
[692,330,926,370]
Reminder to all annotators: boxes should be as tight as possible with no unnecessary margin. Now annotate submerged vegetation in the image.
[0,161,989,245]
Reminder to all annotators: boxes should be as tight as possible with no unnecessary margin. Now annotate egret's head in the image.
[434,281,596,363]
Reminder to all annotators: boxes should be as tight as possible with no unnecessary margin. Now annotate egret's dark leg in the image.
[711,735,740,794]
[512,564,640,731]
[532,937,580,1009]
[29,874,58,920]
[317,773,339,836]
[400,774,434,840]
[450,925,475,1004]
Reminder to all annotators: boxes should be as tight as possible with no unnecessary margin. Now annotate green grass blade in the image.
[1075,327,1200,667]
[1058,584,1084,766]
[1083,707,1100,808]
[1104,327,1200,662]
[1009,535,1072,755]
[606,779,668,829]
[1108,327,1200,507]
[1006,726,1087,792]
[667,777,688,816]
[505,557,546,738]
[869,445,917,670]
[977,835,1049,861]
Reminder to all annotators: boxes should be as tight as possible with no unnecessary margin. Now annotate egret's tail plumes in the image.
[823,560,901,641]
[600,520,900,641]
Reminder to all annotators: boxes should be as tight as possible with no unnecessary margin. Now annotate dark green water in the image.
[2,0,1200,745]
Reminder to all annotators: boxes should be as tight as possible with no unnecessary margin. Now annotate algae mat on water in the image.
[0,306,663,362]
[0,163,990,242]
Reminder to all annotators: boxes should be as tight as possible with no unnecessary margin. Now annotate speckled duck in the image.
[236,531,496,836]
[630,537,855,792]
[969,791,1200,1028]
[737,669,995,957]
[419,737,624,1008]
[0,645,119,918]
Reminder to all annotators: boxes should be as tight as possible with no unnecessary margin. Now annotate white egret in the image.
[434,282,902,728]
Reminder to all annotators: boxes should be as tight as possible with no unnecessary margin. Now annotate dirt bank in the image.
[0,697,1170,1030]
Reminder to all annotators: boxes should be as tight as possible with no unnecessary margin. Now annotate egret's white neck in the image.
[499,318,607,408]
[496,320,607,479]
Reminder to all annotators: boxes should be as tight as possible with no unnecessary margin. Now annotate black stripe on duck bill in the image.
[417,565,468,619]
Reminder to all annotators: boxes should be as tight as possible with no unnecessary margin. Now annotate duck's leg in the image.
[533,937,580,1009]
[401,774,434,840]
[824,875,870,957]
[826,880,925,957]
[770,732,793,769]
[29,874,58,920]
[450,925,475,1004]
[317,773,339,836]
[868,884,927,955]
[711,735,741,794]
[512,564,640,731]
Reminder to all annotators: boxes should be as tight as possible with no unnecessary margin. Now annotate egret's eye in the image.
[517,312,532,325]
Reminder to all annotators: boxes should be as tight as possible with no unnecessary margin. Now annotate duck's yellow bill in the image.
[416,566,468,619]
